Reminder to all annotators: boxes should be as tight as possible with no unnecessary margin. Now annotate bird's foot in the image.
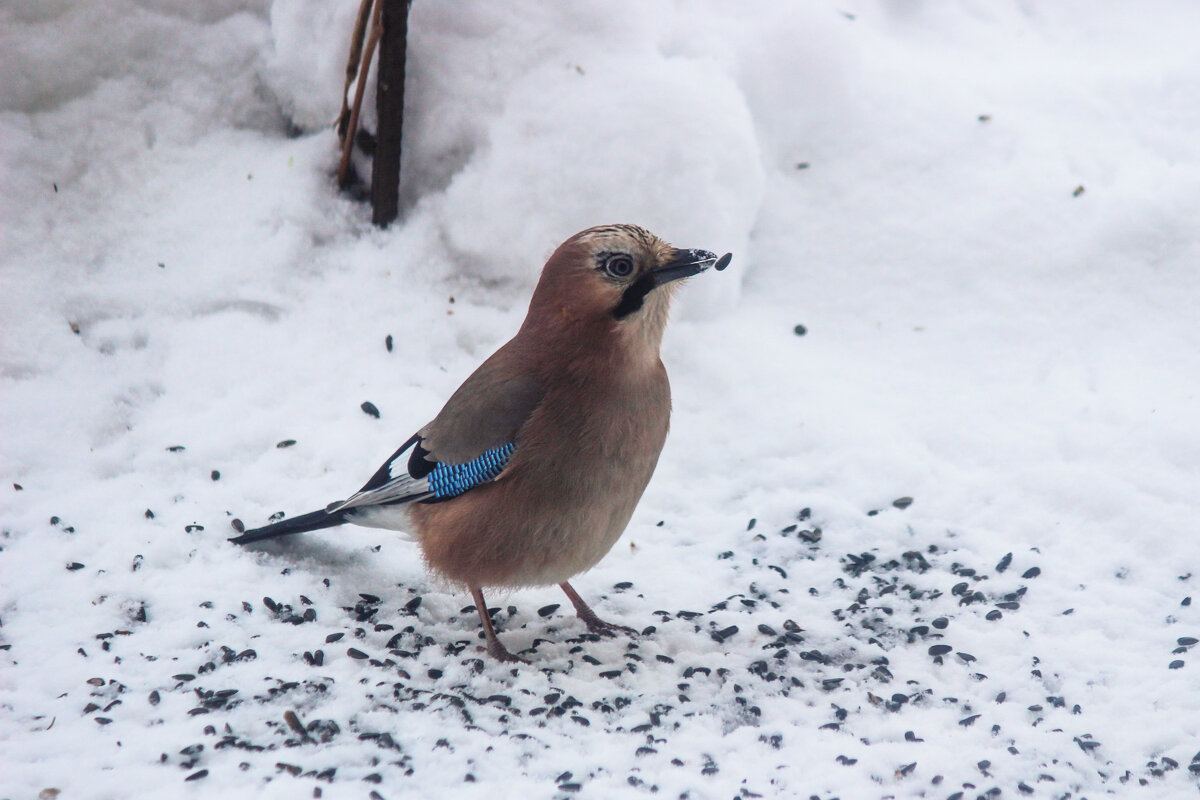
[558,581,638,638]
[578,609,638,639]
[471,586,531,664]
[486,639,530,664]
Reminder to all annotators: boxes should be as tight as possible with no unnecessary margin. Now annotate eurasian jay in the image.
[232,224,730,662]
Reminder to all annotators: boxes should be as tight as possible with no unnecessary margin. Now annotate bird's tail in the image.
[229,506,350,545]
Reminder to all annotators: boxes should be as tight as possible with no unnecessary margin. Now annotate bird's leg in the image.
[560,581,638,638]
[470,586,528,664]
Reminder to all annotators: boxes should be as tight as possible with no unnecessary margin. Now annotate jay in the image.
[232,224,730,662]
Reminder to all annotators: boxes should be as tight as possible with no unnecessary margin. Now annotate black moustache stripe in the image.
[611,274,657,320]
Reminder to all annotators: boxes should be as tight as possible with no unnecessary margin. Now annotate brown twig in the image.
[338,0,375,143]
[337,0,383,187]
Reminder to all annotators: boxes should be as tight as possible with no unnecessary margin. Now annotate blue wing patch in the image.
[334,438,516,512]
[427,443,516,499]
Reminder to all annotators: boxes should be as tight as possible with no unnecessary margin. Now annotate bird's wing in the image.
[333,367,541,512]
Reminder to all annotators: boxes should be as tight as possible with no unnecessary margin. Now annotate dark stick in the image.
[371,0,412,227]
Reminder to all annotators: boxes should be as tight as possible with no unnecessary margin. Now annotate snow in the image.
[3,1,1200,798]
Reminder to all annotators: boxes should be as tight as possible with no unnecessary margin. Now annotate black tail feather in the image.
[229,507,350,544]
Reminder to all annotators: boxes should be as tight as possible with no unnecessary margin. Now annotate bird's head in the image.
[524,224,730,352]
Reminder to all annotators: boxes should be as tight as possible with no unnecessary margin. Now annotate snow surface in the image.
[3,1,1200,798]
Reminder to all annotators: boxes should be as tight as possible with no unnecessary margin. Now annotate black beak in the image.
[611,248,732,320]
[649,249,733,286]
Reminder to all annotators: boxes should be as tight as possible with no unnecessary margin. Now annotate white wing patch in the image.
[332,473,432,511]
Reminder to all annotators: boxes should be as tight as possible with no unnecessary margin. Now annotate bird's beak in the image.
[649,249,732,287]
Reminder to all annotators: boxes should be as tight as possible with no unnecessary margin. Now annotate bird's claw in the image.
[581,615,638,639]
[487,641,530,664]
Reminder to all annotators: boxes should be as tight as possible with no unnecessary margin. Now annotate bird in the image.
[231,224,731,662]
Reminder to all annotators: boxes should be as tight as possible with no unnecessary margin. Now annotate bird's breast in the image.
[412,363,671,588]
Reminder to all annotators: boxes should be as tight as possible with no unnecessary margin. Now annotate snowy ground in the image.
[3,1,1200,798]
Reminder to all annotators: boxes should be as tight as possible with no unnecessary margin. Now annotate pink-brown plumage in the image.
[232,224,727,662]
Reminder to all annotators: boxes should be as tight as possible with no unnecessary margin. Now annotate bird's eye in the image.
[603,254,635,278]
